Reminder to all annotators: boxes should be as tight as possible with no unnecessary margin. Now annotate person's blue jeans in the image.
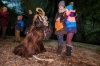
[57,34,64,45]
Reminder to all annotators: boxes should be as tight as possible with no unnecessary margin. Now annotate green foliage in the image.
[21,0,100,44]
[21,0,50,15]
[1,0,100,44]
[73,0,100,44]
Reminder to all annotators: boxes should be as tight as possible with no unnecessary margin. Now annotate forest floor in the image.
[0,36,100,66]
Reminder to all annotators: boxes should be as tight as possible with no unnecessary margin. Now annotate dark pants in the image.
[0,26,7,39]
[57,34,64,45]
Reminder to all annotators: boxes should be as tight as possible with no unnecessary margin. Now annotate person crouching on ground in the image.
[55,1,67,54]
[13,15,24,43]
[63,2,77,56]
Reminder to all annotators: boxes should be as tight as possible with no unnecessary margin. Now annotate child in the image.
[55,1,67,54]
[13,15,24,43]
[63,2,77,56]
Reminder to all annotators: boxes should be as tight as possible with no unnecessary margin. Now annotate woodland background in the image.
[0,0,100,44]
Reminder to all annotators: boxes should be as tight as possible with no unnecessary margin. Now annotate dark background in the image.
[0,0,100,45]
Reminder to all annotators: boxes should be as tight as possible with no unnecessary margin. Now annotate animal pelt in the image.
[13,8,53,59]
[33,14,53,39]
[13,26,46,59]
[43,26,53,39]
[34,15,44,27]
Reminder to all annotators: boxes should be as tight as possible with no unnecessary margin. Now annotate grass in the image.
[73,42,100,51]
[7,36,100,51]
[43,39,100,51]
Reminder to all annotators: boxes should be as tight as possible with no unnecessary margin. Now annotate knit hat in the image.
[66,4,73,10]
[58,1,65,7]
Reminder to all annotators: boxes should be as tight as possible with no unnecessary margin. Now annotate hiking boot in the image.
[63,45,72,56]
[56,44,63,54]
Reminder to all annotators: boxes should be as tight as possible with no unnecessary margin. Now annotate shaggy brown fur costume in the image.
[13,8,53,59]
[13,26,47,59]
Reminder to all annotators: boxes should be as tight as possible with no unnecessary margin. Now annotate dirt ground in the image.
[0,38,100,66]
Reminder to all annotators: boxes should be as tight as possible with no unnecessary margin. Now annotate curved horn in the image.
[36,7,45,15]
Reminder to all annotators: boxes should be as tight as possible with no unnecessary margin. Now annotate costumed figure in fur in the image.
[13,8,53,62]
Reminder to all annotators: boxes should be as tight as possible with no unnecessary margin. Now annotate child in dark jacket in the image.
[13,15,24,42]
[55,1,67,54]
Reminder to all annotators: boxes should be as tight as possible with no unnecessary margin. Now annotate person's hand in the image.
[56,17,60,21]
[11,27,13,29]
